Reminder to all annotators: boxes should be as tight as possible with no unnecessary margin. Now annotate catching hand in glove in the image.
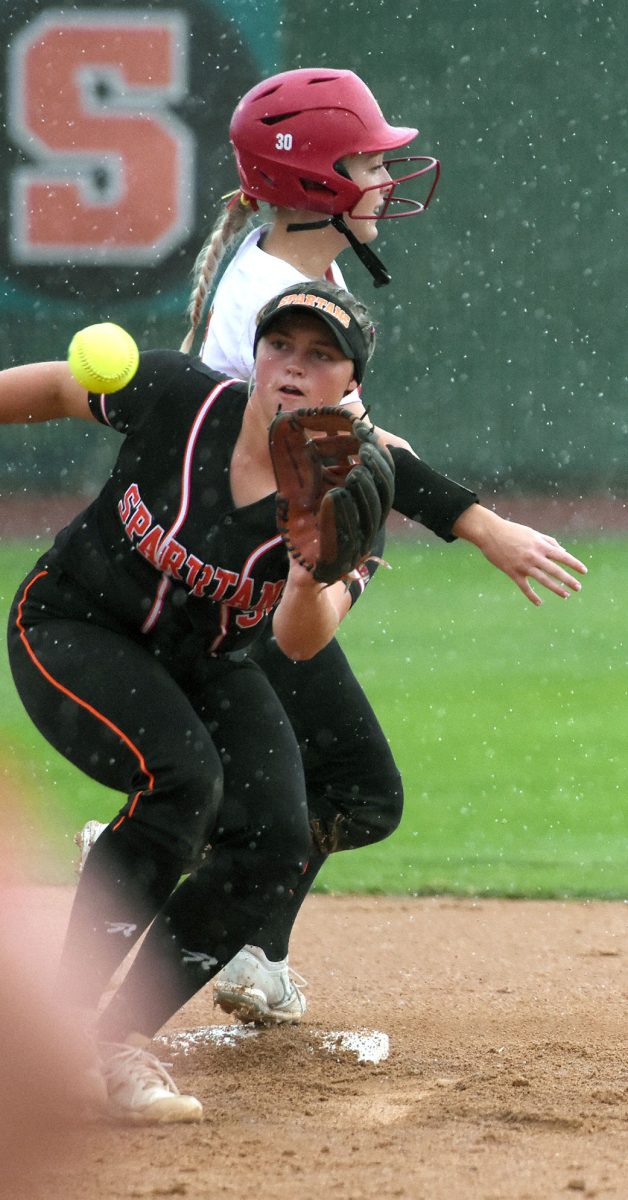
[268,406,395,586]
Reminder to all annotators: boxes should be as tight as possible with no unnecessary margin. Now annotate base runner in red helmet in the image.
[183,67,440,372]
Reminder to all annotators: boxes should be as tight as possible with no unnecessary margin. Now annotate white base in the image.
[155,1025,389,1065]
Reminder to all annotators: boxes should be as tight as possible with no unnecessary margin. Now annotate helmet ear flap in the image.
[232,148,359,215]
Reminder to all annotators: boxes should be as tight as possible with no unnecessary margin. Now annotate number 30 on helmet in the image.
[229,67,440,221]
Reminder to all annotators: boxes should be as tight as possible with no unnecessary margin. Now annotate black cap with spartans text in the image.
[254,282,374,383]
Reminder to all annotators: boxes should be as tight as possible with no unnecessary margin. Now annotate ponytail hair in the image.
[180,192,257,353]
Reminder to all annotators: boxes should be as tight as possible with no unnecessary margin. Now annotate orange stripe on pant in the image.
[15,570,154,828]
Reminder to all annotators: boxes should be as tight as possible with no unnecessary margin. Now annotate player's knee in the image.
[309,765,404,854]
[368,764,404,840]
[123,759,223,868]
[254,813,311,877]
[223,804,311,892]
[276,819,311,881]
[178,764,224,863]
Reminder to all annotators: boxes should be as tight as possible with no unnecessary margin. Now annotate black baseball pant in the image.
[8,564,311,1037]
[242,628,404,959]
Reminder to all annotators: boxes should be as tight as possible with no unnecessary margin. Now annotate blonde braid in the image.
[180,196,254,353]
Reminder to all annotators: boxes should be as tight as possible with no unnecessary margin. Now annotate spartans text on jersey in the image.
[118,481,285,629]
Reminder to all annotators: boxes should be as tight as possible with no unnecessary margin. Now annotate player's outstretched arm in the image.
[358,436,586,605]
[322,410,587,605]
[0,362,93,424]
[451,504,587,606]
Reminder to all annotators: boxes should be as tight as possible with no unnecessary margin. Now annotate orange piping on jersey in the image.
[15,571,156,818]
[206,532,285,651]
[208,602,230,654]
[139,378,238,636]
[238,533,284,579]
[159,378,238,560]
[141,575,171,634]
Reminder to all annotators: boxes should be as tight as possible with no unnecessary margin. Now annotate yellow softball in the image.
[67,323,139,394]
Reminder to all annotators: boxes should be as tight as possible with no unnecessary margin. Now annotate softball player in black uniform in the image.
[7,281,485,1120]
[5,284,405,1121]
[4,281,585,1121]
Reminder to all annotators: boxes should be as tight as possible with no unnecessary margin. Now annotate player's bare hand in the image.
[452,506,587,606]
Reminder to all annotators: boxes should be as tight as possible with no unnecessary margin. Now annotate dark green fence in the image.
[1,0,625,496]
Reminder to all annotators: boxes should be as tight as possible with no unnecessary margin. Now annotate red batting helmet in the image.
[230,67,439,218]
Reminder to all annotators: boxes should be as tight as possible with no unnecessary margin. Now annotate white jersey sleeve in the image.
[200,226,346,381]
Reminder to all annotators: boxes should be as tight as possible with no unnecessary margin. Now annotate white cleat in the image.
[99,1041,202,1124]
[73,819,108,875]
[213,945,307,1026]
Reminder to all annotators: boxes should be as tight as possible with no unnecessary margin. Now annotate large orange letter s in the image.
[8,10,193,264]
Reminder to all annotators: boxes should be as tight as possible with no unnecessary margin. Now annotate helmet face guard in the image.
[298,156,442,288]
[345,156,441,220]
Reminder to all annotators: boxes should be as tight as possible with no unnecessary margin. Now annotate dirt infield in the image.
[6,887,628,1200]
[1,492,626,539]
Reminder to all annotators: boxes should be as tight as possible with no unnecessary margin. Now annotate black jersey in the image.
[47,351,289,655]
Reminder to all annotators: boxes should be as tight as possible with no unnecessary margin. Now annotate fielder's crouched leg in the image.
[213,631,404,1023]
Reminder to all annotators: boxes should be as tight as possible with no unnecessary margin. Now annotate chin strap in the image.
[285,214,391,288]
[286,218,333,233]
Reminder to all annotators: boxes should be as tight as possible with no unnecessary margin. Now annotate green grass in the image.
[2,536,627,896]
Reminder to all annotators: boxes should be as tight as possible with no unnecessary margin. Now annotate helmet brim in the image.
[373,124,419,152]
